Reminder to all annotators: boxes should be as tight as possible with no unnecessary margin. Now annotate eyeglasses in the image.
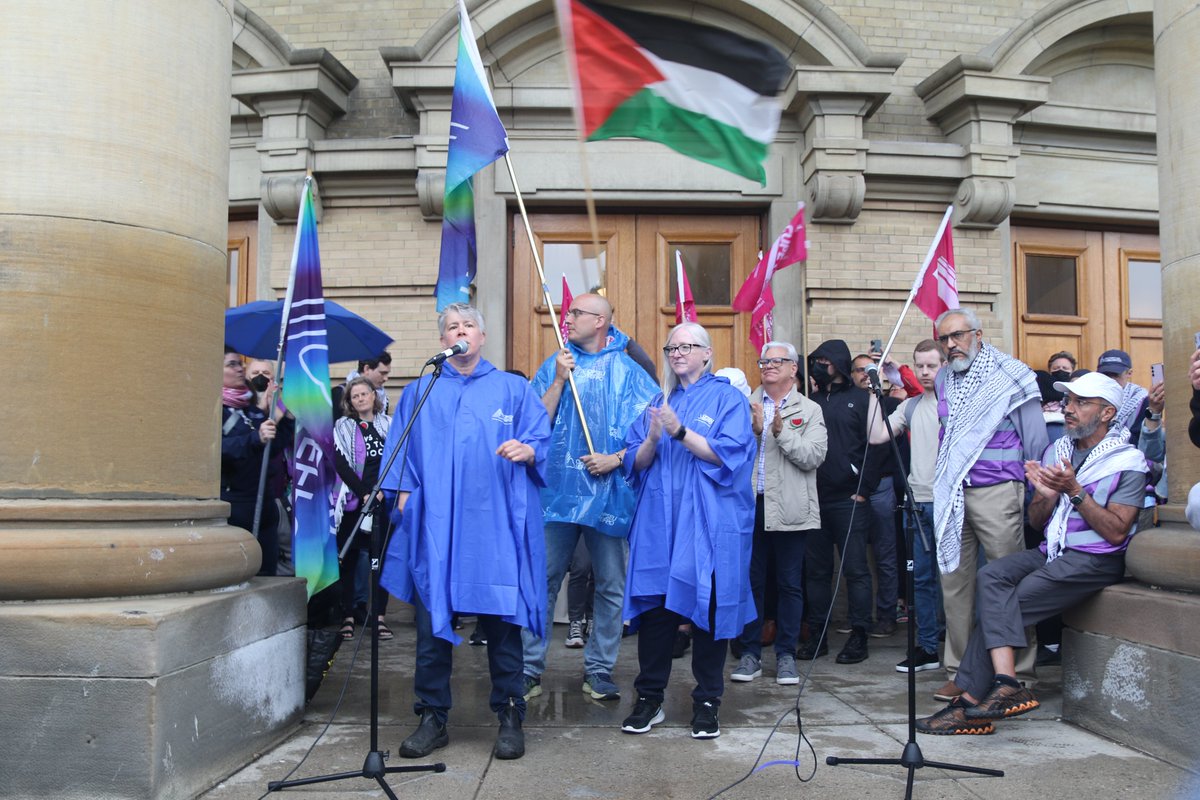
[566,308,602,319]
[663,343,703,356]
[1062,395,1101,409]
[757,357,795,369]
[936,329,977,346]
[223,360,242,369]
[850,366,869,374]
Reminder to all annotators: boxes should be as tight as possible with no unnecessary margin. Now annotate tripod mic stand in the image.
[825,369,1002,798]
[269,364,448,799]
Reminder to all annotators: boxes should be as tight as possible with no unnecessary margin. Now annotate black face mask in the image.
[249,374,270,393]
[1050,370,1072,384]
[810,367,835,390]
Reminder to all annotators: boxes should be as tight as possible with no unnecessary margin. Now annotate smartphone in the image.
[870,338,883,353]
[1151,362,1164,386]
[1194,331,1200,350]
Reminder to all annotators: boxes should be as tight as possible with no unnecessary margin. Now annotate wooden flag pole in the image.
[504,153,596,455]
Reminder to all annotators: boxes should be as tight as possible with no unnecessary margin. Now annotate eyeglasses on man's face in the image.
[566,308,602,320]
[758,357,795,369]
[1062,395,1101,410]
[936,328,977,346]
[663,343,703,356]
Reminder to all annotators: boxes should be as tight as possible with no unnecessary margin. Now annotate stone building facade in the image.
[229,0,1162,386]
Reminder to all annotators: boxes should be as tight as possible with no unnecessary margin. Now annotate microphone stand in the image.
[825,368,1002,798]
[268,362,449,798]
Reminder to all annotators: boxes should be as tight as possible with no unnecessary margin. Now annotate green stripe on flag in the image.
[588,88,769,185]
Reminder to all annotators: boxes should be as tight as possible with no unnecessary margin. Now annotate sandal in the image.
[339,618,356,641]
[376,617,394,641]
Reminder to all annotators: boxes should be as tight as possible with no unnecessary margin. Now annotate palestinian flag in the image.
[559,0,790,185]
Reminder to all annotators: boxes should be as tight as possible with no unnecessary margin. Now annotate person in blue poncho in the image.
[619,322,756,740]
[379,303,550,762]
[521,292,659,703]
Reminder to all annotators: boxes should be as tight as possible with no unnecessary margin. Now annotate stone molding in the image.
[785,67,896,224]
[916,56,1049,228]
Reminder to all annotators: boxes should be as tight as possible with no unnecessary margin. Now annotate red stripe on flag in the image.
[912,214,958,329]
[569,0,664,136]
[560,275,575,341]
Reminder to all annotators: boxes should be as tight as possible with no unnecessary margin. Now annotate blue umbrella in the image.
[224,300,393,363]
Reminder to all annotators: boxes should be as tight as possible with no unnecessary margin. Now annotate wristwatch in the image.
[672,425,688,441]
[1069,492,1086,507]
[1148,411,1162,420]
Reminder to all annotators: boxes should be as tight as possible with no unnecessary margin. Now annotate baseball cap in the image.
[1053,372,1123,409]
[1096,349,1132,374]
[715,367,752,397]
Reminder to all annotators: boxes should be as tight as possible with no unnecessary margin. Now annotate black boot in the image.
[493,699,525,760]
[399,710,448,758]
[836,627,869,664]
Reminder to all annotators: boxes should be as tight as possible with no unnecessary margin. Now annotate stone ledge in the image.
[1063,581,1200,659]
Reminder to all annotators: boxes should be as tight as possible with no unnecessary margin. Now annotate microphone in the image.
[863,361,883,390]
[425,340,469,365]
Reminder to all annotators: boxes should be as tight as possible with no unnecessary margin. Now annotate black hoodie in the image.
[807,339,883,499]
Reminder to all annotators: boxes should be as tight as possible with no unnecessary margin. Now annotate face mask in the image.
[810,367,835,390]
[1050,370,1071,384]
[249,374,270,393]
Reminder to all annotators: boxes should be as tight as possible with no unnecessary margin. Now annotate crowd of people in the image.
[218,298,1200,759]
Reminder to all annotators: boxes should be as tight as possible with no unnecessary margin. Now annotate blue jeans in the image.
[412,595,524,723]
[522,522,628,677]
[908,502,943,653]
[739,495,810,659]
[869,476,900,620]
[806,496,873,630]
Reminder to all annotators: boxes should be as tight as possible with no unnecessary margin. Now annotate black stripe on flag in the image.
[581,1,790,97]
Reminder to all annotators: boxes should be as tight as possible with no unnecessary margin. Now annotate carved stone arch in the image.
[980,0,1154,76]
[232,1,293,70]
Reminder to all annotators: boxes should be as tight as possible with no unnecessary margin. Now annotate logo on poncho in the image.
[695,414,715,428]
[491,408,514,425]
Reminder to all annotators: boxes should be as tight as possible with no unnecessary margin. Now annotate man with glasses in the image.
[521,293,659,703]
[799,339,885,665]
[931,308,1047,702]
[918,372,1145,735]
[730,342,827,685]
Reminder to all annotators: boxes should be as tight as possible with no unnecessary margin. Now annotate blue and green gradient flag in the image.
[282,178,339,598]
[435,0,510,310]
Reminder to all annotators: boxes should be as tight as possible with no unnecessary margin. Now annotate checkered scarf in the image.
[934,343,1040,573]
[1043,427,1146,561]
[1114,383,1147,430]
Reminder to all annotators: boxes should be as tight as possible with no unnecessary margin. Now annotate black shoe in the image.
[1035,644,1061,666]
[399,710,448,758]
[691,700,720,739]
[895,647,941,673]
[836,627,869,664]
[621,696,665,734]
[672,629,692,659]
[796,636,828,661]
[493,702,525,760]
[469,625,487,646]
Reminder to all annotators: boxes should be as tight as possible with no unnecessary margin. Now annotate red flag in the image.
[560,275,574,341]
[675,251,697,324]
[734,204,807,350]
[912,207,958,328]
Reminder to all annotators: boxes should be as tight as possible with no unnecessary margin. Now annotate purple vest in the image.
[937,375,1026,487]
[1039,473,1134,555]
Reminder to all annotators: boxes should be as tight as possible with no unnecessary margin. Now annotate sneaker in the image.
[582,671,620,701]
[399,710,449,758]
[493,701,524,760]
[1035,644,1062,666]
[915,697,994,736]
[964,679,1040,720]
[836,628,869,664]
[565,619,586,648]
[621,697,664,734]
[730,653,762,682]
[895,600,909,624]
[933,680,963,702]
[895,647,941,673]
[835,621,853,634]
[869,618,897,638]
[469,625,487,646]
[522,674,542,700]
[691,701,720,739]
[776,654,800,685]
[796,636,828,660]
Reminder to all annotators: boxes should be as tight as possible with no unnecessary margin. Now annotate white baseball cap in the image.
[1052,371,1123,410]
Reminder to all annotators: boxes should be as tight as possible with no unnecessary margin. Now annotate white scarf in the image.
[1043,427,1147,561]
[933,343,1040,573]
[1114,383,1147,430]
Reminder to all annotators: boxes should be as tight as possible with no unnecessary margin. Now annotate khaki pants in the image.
[940,480,1037,685]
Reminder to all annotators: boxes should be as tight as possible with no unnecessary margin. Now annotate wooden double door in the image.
[1012,226,1161,376]
[511,213,762,381]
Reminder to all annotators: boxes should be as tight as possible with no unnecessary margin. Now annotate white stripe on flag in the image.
[290,313,327,324]
[641,51,781,144]
[292,298,323,308]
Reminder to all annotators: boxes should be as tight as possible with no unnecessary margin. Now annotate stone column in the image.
[0,3,305,798]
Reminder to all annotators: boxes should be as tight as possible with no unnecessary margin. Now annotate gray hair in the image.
[437,302,486,336]
[662,322,713,395]
[936,307,981,332]
[760,341,799,362]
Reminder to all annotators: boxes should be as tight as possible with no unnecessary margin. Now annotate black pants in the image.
[633,588,726,708]
[228,497,279,577]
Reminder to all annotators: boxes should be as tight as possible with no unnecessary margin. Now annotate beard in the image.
[948,340,980,373]
[1066,416,1103,441]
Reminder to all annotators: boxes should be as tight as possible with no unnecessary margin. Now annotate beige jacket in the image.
[750,387,827,531]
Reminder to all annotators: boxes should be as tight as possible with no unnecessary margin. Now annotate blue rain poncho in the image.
[379,359,551,644]
[531,325,659,537]
[622,372,756,639]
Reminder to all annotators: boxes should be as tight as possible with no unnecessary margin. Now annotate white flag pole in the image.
[879,205,954,364]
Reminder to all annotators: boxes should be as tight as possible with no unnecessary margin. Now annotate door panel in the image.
[511,212,761,382]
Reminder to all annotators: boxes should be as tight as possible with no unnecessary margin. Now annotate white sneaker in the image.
[565,619,585,648]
